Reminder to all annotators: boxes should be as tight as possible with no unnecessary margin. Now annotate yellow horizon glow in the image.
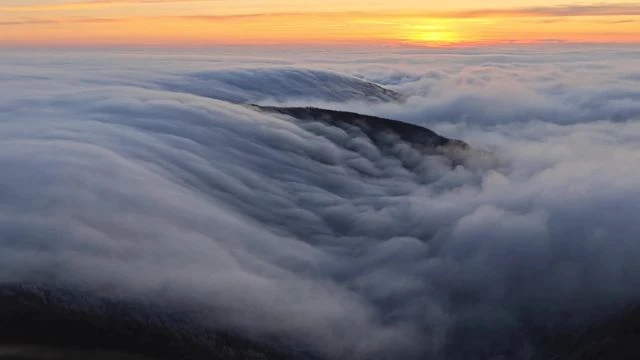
[1,2,639,46]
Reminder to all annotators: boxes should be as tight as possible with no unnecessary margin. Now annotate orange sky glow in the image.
[1,1,639,46]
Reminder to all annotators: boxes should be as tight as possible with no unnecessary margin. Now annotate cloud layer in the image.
[1,45,640,359]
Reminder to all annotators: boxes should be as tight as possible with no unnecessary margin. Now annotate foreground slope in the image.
[0,284,314,360]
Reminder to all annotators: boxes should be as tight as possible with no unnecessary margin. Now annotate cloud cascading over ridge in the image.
[1,45,640,359]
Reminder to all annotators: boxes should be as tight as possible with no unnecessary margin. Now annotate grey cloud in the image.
[434,3,640,18]
[273,52,640,126]
[1,46,640,359]
[519,3,640,17]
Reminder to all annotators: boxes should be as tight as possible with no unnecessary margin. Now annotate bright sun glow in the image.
[407,31,461,44]
[398,19,464,45]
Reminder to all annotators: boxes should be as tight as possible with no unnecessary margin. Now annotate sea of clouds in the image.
[1,45,639,359]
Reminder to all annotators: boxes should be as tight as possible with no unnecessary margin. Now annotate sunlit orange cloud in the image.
[1,11,639,46]
[0,14,388,45]
[0,0,210,12]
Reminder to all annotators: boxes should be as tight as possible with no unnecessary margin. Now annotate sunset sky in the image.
[1,0,639,46]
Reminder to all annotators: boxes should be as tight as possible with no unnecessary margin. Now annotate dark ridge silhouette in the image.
[0,283,321,360]
[258,106,468,151]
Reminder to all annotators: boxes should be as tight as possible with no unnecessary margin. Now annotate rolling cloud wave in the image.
[1,46,640,359]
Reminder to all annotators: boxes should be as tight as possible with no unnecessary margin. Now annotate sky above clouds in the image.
[0,0,639,45]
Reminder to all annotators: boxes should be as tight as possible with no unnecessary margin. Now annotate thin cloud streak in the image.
[0,0,210,12]
[2,2,640,17]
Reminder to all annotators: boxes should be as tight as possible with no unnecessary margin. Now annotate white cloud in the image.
[0,45,639,359]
